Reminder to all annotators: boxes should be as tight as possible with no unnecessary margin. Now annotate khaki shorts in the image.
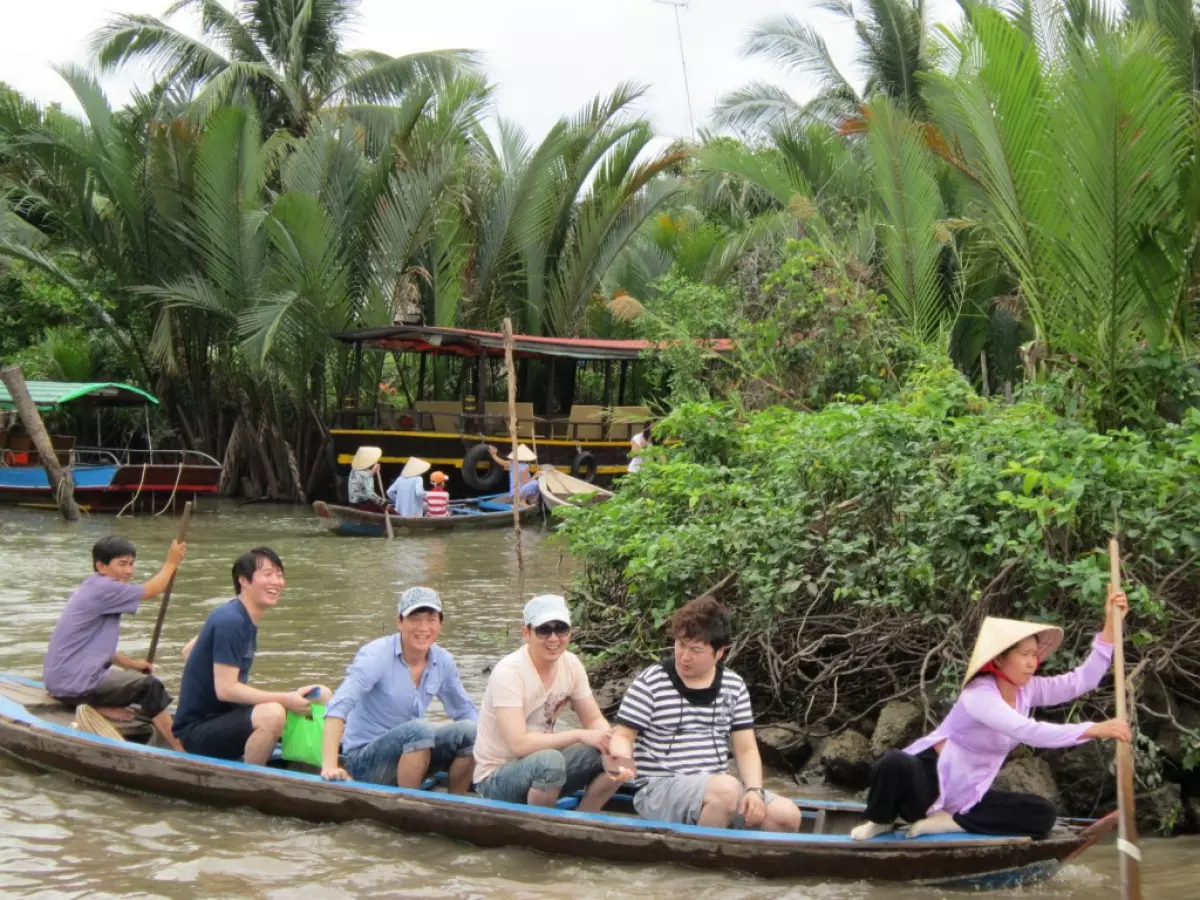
[632,773,780,827]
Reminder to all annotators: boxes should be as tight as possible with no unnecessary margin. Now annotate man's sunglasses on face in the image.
[534,621,571,639]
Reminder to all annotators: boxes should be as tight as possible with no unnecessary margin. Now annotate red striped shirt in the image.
[424,489,450,517]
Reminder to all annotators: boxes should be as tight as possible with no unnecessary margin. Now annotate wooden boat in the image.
[0,673,1115,888]
[538,465,613,513]
[312,494,540,536]
[0,381,221,513]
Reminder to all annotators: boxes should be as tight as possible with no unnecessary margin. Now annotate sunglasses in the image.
[533,621,571,639]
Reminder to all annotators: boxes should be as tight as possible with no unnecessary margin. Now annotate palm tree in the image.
[463,84,687,337]
[92,0,480,135]
[714,0,936,134]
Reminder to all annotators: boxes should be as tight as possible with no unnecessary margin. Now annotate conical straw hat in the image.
[401,457,431,478]
[351,446,383,471]
[508,444,537,462]
[963,617,1063,687]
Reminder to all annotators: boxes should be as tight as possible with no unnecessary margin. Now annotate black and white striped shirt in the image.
[615,660,755,780]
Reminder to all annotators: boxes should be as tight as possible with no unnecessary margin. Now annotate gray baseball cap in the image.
[397,586,442,617]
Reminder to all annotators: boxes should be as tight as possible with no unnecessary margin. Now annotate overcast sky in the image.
[0,0,960,140]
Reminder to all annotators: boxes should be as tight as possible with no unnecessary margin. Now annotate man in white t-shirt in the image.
[473,595,633,810]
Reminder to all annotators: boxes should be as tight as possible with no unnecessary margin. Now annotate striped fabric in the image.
[615,662,755,781]
[424,489,450,517]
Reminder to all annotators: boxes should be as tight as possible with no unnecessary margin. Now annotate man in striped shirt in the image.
[608,597,801,831]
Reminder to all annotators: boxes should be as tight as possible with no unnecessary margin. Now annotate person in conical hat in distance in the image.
[850,590,1132,842]
[486,443,539,507]
[386,457,430,518]
[347,446,387,511]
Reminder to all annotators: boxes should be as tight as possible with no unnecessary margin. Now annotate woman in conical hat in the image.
[384,457,431,518]
[850,591,1132,842]
[486,444,540,507]
[347,446,387,510]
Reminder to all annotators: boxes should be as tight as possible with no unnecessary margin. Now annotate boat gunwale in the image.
[0,676,1100,857]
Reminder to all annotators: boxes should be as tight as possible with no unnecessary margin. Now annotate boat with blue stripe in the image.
[312,495,540,536]
[0,673,1116,887]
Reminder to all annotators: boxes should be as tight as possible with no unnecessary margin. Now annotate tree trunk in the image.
[0,366,80,521]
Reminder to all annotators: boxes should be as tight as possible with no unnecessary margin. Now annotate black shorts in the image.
[176,706,255,761]
[55,669,172,719]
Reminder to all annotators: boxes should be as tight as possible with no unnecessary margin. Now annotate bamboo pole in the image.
[1109,536,1142,900]
[146,501,193,664]
[377,469,394,540]
[502,319,524,578]
[0,366,80,521]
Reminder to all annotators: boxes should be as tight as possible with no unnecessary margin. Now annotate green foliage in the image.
[634,239,903,410]
[0,261,89,360]
[564,368,1200,751]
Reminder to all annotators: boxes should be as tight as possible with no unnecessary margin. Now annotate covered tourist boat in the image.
[312,494,539,536]
[0,672,1116,888]
[330,325,688,496]
[0,381,221,513]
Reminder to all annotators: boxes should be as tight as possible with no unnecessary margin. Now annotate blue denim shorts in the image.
[343,719,476,786]
[475,743,602,803]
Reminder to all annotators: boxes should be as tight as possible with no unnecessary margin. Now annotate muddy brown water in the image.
[0,503,1196,898]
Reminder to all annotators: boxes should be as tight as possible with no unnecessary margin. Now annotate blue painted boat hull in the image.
[313,497,540,536]
[0,673,1115,885]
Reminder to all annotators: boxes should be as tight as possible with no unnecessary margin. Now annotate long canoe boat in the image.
[312,494,540,536]
[538,465,613,514]
[0,674,1115,888]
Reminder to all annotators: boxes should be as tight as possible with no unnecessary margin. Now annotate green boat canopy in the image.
[0,381,159,411]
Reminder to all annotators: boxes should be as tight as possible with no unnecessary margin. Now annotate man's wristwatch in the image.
[745,786,764,796]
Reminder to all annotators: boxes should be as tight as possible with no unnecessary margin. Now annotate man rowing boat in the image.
[43,535,187,751]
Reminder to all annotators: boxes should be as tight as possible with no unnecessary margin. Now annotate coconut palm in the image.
[92,0,480,135]
[714,0,937,134]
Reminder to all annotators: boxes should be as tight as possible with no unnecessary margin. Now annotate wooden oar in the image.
[502,318,524,583]
[146,500,193,665]
[1109,536,1142,900]
[376,470,394,540]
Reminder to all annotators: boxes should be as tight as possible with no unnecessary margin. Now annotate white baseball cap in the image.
[523,594,571,629]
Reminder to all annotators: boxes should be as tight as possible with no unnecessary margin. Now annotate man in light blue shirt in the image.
[320,586,477,792]
[386,457,429,518]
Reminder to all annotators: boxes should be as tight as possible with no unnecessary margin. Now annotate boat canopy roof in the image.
[0,381,159,411]
[333,324,733,363]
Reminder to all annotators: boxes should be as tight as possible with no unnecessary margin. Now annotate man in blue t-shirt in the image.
[173,547,323,764]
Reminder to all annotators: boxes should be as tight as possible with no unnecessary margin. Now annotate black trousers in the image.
[863,749,1057,838]
[55,668,172,720]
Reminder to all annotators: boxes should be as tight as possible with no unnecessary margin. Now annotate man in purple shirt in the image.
[43,535,187,750]
[320,586,477,791]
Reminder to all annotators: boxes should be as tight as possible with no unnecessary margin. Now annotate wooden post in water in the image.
[1109,537,1142,900]
[502,319,524,580]
[0,365,80,521]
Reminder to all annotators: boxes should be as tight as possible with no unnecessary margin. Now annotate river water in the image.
[0,503,1196,899]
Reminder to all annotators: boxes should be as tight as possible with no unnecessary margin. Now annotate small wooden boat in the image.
[0,673,1115,887]
[312,494,540,536]
[538,465,613,514]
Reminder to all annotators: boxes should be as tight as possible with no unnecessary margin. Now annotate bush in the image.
[561,364,1200,810]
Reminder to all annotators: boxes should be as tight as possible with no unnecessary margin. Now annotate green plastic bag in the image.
[281,703,326,767]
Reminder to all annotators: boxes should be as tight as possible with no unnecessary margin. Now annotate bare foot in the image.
[905,811,965,839]
[850,820,895,841]
[95,706,135,722]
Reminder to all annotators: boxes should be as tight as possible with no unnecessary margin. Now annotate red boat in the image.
[0,381,222,513]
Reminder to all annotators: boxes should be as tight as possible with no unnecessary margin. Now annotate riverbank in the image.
[562,368,1200,836]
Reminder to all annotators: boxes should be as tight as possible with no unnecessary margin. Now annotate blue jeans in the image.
[475,743,603,803]
[343,720,476,786]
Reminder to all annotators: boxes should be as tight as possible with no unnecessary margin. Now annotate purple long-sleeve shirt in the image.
[906,634,1114,815]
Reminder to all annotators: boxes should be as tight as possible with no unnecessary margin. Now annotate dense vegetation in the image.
[4,0,1200,823]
